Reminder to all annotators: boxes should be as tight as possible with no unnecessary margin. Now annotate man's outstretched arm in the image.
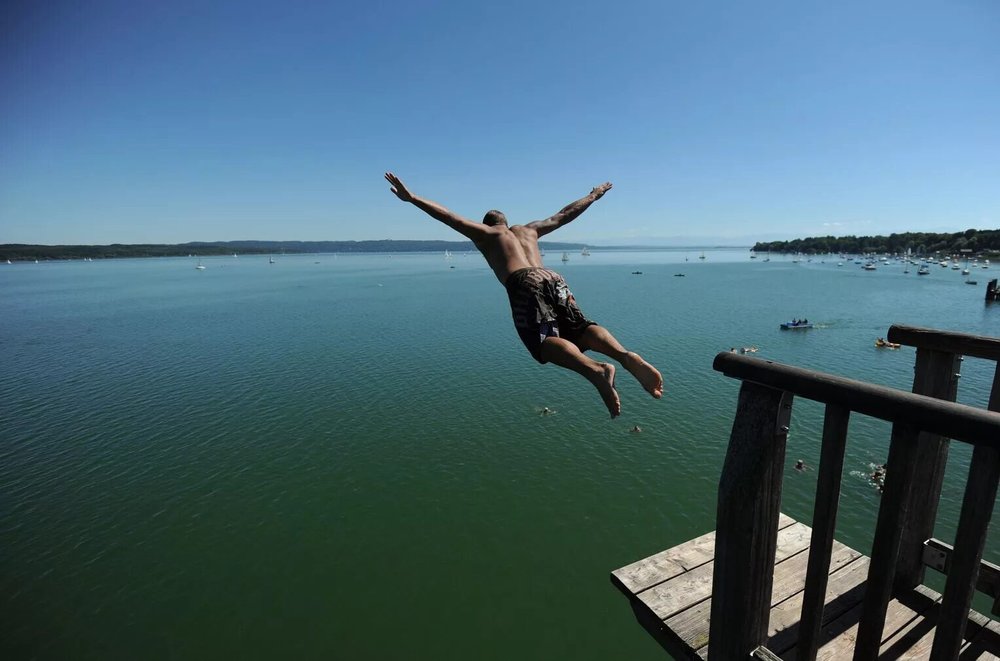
[385,172,488,241]
[525,182,612,237]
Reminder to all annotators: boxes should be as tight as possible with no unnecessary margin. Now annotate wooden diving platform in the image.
[611,513,1000,659]
[612,325,1000,660]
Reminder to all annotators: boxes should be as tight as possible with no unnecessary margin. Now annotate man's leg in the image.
[575,325,663,398]
[538,336,621,418]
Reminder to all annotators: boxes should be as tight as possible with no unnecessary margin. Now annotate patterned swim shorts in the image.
[504,267,597,363]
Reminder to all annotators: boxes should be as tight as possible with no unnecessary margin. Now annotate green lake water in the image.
[2,250,998,659]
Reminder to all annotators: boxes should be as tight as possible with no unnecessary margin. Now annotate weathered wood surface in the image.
[961,615,1000,659]
[711,353,1000,448]
[640,522,811,621]
[664,531,860,657]
[611,515,1000,660]
[923,539,1000,607]
[709,381,792,660]
[930,442,1000,660]
[610,514,798,596]
[798,403,851,661]
[787,584,942,660]
[895,347,961,592]
[887,324,1000,361]
[854,423,923,659]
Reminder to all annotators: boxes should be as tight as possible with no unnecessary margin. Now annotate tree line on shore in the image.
[753,229,1000,256]
[0,239,588,261]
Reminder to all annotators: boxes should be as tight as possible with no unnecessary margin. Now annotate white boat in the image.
[581,246,591,256]
[196,258,206,270]
[269,256,275,264]
[917,265,930,275]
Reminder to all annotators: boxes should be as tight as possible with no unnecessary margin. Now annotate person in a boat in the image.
[385,172,663,418]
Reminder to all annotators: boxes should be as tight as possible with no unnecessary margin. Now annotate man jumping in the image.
[385,172,663,418]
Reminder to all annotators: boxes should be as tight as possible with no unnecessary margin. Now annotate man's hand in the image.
[591,182,613,199]
[385,172,413,203]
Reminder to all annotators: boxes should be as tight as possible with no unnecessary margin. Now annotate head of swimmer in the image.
[482,210,508,227]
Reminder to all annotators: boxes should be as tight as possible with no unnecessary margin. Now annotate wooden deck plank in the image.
[667,542,862,658]
[610,514,797,597]
[769,555,870,656]
[877,590,992,659]
[962,616,1000,660]
[610,530,710,595]
[788,584,941,660]
[611,514,1000,660]
[637,522,813,621]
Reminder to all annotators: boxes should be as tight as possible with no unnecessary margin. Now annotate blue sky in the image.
[2,0,998,246]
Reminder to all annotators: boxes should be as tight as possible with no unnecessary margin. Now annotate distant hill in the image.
[0,239,591,261]
[753,229,1000,255]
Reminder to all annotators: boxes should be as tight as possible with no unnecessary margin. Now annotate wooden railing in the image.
[709,325,1000,661]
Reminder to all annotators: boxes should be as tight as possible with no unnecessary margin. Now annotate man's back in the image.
[475,225,544,285]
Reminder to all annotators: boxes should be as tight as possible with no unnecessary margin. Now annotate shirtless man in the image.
[385,172,663,418]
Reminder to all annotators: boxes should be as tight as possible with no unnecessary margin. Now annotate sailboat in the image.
[195,258,206,270]
[269,256,275,264]
[561,252,569,263]
[581,246,591,256]
[699,251,706,260]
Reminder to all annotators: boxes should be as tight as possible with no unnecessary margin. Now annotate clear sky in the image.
[2,0,998,246]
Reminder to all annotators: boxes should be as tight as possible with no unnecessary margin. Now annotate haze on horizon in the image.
[2,1,997,247]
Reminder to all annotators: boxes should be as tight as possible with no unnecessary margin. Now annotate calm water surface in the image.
[2,251,998,659]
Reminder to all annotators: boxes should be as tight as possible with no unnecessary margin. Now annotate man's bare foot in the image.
[592,363,620,418]
[623,352,663,399]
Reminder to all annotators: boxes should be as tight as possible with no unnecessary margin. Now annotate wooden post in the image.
[797,404,851,661]
[894,348,961,591]
[853,422,922,660]
[709,381,793,660]
[929,364,1000,660]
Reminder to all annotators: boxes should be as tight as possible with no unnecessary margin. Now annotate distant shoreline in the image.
[0,240,750,262]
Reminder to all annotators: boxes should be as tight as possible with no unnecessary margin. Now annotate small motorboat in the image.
[780,320,814,330]
[875,338,901,349]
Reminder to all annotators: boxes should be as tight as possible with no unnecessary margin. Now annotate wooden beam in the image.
[894,347,961,591]
[853,422,922,660]
[887,324,1000,361]
[922,539,1000,603]
[712,353,1000,448]
[929,363,1000,660]
[797,404,851,661]
[708,381,792,659]
[752,645,784,660]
